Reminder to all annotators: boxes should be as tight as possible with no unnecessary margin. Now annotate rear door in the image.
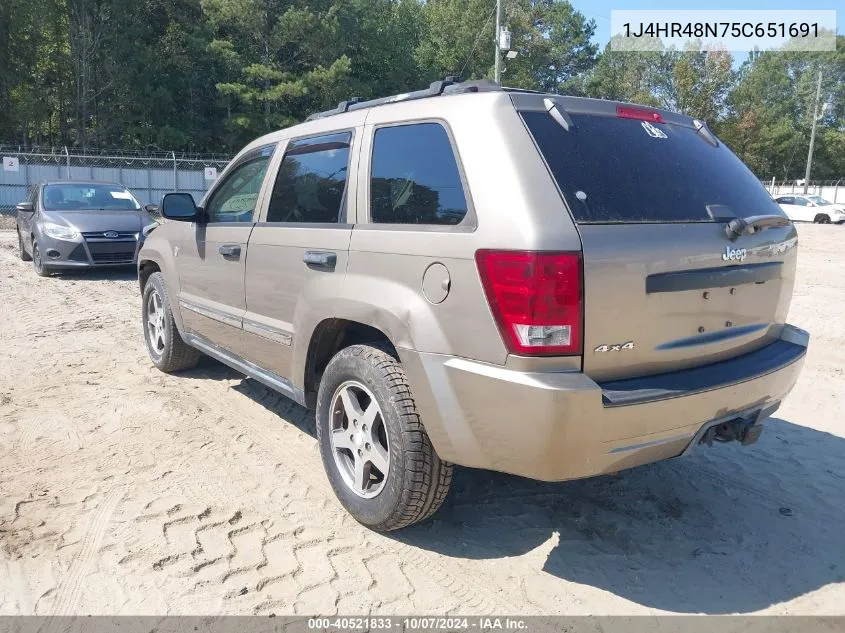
[789,197,815,222]
[518,98,797,382]
[240,130,358,380]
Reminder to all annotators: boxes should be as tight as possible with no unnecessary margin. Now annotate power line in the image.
[458,5,497,80]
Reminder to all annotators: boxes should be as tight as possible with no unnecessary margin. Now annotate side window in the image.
[370,122,468,225]
[266,132,352,223]
[205,145,274,223]
[793,197,808,206]
[776,197,792,204]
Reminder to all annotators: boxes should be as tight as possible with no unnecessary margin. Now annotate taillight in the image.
[616,105,664,123]
[475,250,583,356]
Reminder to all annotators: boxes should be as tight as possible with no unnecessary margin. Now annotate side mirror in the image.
[160,193,202,222]
[16,202,34,213]
[144,203,160,216]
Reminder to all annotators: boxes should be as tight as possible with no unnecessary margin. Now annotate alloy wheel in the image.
[146,289,167,355]
[32,243,42,273]
[329,381,390,498]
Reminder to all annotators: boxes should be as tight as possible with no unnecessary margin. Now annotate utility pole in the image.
[803,70,823,194]
[494,0,503,84]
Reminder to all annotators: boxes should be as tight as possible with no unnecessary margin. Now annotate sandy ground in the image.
[0,225,843,616]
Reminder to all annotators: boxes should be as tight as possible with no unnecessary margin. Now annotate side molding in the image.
[184,332,306,407]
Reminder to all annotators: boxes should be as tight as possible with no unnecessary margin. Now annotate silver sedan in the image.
[15,180,158,276]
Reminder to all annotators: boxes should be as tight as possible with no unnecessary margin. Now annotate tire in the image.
[17,229,32,261]
[814,214,831,224]
[316,344,453,531]
[31,241,51,277]
[142,272,201,373]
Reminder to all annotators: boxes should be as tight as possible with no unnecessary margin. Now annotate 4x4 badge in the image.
[594,341,635,353]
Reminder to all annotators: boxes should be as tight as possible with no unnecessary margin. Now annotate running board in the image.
[183,332,306,407]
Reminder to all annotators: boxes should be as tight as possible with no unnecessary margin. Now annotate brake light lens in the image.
[616,105,664,123]
[475,250,583,356]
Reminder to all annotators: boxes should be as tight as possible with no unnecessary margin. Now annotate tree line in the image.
[0,0,842,180]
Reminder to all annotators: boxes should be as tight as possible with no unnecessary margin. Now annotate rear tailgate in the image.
[517,97,797,382]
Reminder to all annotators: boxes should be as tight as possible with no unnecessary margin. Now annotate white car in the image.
[775,194,845,224]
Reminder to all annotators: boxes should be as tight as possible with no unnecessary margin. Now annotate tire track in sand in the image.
[178,378,522,614]
[39,488,122,619]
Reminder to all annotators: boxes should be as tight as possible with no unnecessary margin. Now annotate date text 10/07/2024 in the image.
[307,617,529,630]
[622,22,819,38]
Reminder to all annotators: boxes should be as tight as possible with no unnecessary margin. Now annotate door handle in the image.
[303,250,337,270]
[218,244,241,260]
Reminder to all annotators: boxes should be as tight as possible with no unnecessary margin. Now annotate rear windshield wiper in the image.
[724,214,791,241]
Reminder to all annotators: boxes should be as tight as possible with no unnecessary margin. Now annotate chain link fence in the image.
[5,149,840,216]
[761,179,845,203]
[0,146,232,215]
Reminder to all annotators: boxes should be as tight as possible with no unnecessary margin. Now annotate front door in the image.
[18,185,38,250]
[175,144,276,353]
[241,130,358,381]
[790,197,815,222]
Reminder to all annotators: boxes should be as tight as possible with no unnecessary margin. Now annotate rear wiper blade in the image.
[724,214,791,241]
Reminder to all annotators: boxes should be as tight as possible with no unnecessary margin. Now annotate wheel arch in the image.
[138,259,161,293]
[136,241,186,334]
[302,318,397,409]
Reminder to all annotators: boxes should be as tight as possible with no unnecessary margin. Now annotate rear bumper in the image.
[400,324,808,481]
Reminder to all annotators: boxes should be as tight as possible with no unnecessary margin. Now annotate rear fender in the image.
[291,273,449,392]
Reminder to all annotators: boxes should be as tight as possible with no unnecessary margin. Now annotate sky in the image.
[573,0,842,66]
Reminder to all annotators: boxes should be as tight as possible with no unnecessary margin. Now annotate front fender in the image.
[138,226,185,333]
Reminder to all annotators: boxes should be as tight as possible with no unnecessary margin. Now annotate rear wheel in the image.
[17,229,31,261]
[142,272,201,373]
[814,214,831,224]
[31,241,51,277]
[316,344,453,531]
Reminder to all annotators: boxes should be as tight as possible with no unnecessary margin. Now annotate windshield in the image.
[520,111,782,223]
[43,184,141,211]
[808,196,831,206]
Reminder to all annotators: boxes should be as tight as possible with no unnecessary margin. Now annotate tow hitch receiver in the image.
[700,417,764,447]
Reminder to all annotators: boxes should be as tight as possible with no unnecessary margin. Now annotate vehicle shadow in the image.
[232,375,318,439]
[52,267,137,282]
[178,359,318,438]
[177,356,254,382]
[394,416,845,614]
[177,363,845,614]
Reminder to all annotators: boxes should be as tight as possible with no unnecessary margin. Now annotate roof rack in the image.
[305,76,505,121]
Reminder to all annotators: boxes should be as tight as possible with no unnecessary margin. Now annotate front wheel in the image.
[31,241,51,277]
[142,272,201,373]
[814,214,831,224]
[316,344,453,531]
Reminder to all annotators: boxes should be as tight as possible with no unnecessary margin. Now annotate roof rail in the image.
[305,97,364,122]
[305,76,505,121]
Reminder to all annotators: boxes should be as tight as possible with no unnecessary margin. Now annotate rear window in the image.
[521,111,781,224]
[370,123,468,225]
